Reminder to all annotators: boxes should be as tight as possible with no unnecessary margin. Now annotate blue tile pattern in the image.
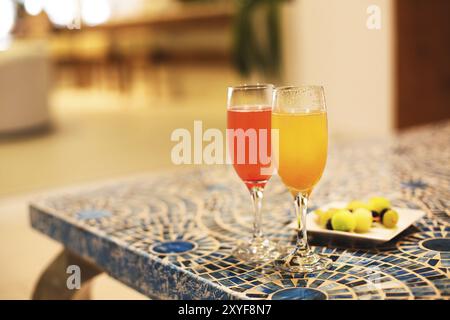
[151,241,197,254]
[271,287,327,300]
[421,238,450,252]
[30,121,450,299]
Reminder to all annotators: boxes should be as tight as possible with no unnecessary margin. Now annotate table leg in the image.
[32,249,103,300]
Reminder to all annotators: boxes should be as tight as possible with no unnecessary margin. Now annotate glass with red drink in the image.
[227,84,279,262]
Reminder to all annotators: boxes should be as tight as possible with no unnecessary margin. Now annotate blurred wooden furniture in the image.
[49,3,233,94]
[396,0,450,129]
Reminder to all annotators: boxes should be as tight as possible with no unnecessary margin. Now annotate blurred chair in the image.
[0,40,51,134]
[51,31,111,89]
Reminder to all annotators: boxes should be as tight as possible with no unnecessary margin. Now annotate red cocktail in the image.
[226,84,279,262]
[227,106,272,189]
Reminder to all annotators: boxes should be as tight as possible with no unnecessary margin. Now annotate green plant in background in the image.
[233,0,284,79]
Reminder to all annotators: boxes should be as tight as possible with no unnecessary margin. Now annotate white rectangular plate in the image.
[295,201,426,243]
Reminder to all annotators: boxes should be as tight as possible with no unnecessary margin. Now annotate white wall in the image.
[281,0,395,140]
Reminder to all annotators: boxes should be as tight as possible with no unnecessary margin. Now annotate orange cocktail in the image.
[272,111,327,195]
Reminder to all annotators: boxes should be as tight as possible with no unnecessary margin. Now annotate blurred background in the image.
[0,0,449,299]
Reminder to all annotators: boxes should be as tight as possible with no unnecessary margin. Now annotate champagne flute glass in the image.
[272,86,331,272]
[227,84,279,262]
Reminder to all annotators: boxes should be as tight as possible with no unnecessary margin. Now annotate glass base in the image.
[274,247,332,273]
[233,238,280,263]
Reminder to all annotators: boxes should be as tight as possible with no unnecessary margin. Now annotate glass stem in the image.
[294,192,311,255]
[250,186,264,241]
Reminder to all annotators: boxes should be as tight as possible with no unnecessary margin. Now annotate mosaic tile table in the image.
[30,121,450,300]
